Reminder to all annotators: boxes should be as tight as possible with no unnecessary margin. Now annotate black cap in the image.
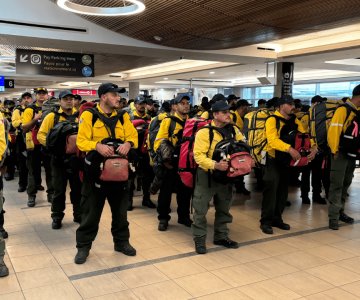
[98,83,126,97]
[211,100,230,112]
[74,94,82,101]
[277,95,294,106]
[161,101,171,112]
[211,93,226,102]
[59,90,74,99]
[134,95,147,104]
[174,95,190,104]
[227,94,240,102]
[4,99,15,106]
[201,96,209,104]
[258,99,267,106]
[235,99,253,108]
[34,87,48,94]
[352,84,360,97]
[21,92,32,99]
[311,95,325,104]
[266,97,279,108]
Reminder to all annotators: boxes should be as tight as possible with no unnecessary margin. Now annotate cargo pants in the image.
[328,153,355,221]
[192,169,233,240]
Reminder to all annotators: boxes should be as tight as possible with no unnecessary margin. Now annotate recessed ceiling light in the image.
[154,36,163,42]
[209,71,215,74]
[57,0,145,16]
[163,77,168,80]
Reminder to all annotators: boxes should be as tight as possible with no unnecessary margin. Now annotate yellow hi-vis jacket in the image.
[327,100,359,155]
[265,110,314,158]
[22,102,42,150]
[76,104,138,153]
[37,107,78,147]
[230,110,243,131]
[0,112,7,162]
[193,121,245,171]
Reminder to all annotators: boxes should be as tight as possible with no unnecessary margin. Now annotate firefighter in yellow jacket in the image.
[12,92,32,192]
[192,100,245,254]
[37,90,81,230]
[260,96,318,235]
[154,95,192,231]
[22,87,53,207]
[327,85,360,230]
[74,83,138,264]
[0,111,9,277]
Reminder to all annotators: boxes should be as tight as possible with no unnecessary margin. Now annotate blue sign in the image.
[0,76,4,92]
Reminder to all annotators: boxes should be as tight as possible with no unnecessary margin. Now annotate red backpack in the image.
[131,118,150,154]
[178,117,211,188]
[290,133,311,167]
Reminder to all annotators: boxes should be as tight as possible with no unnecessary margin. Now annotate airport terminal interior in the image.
[1,0,360,299]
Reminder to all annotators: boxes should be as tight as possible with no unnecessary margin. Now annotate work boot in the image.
[329,219,339,230]
[36,185,45,191]
[194,237,207,254]
[114,241,136,256]
[178,218,193,227]
[158,220,168,231]
[17,186,26,193]
[272,221,291,230]
[142,196,156,209]
[260,224,273,234]
[27,196,36,207]
[0,255,9,277]
[313,194,327,204]
[301,195,311,204]
[214,237,239,249]
[51,219,62,230]
[339,212,354,224]
[74,248,89,264]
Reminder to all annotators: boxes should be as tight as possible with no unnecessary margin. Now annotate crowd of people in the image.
[0,83,359,276]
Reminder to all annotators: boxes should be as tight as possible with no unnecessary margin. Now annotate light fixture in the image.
[209,71,215,74]
[163,77,168,80]
[154,36,163,42]
[57,0,145,16]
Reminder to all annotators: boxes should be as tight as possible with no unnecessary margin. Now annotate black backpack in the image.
[269,114,298,166]
[46,111,79,157]
[339,105,360,159]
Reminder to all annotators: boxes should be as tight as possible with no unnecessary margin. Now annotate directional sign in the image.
[16,49,95,77]
[5,79,15,88]
[0,76,4,92]
[72,89,97,96]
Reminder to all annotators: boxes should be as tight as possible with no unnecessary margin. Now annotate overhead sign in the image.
[72,89,97,96]
[0,76,4,92]
[5,79,15,88]
[16,49,95,77]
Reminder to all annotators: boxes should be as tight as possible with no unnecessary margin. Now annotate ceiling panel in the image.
[62,0,360,50]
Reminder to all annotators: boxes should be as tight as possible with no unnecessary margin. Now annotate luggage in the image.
[339,104,360,159]
[99,156,129,182]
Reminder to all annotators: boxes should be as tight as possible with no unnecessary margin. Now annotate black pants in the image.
[260,158,289,225]
[15,133,28,188]
[157,168,192,221]
[301,152,322,196]
[26,146,53,198]
[128,154,154,205]
[51,157,81,221]
[76,174,130,250]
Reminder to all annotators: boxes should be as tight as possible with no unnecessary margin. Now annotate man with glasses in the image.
[37,90,81,229]
[154,95,193,231]
[260,96,318,234]
[192,100,245,254]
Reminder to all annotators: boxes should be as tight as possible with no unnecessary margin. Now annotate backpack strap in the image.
[167,116,186,139]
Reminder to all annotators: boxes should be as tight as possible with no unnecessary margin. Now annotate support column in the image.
[128,82,140,100]
[233,87,242,97]
[274,62,294,98]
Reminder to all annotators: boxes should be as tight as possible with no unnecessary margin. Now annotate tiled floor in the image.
[1,169,360,299]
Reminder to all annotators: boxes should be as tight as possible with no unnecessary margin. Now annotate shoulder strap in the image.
[167,116,186,138]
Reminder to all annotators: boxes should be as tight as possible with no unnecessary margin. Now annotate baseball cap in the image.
[21,92,32,99]
[174,95,190,104]
[34,87,48,94]
[227,94,240,102]
[235,99,253,108]
[211,100,230,112]
[311,95,325,104]
[258,99,267,106]
[277,95,295,106]
[74,94,82,101]
[211,93,226,102]
[352,84,360,96]
[59,90,74,99]
[134,95,147,104]
[98,83,126,97]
